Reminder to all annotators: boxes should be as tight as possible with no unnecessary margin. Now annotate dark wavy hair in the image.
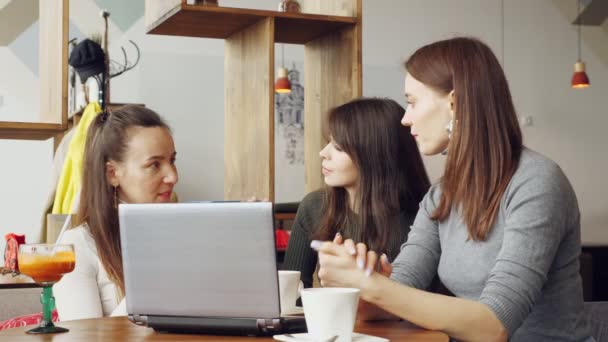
[313,98,430,252]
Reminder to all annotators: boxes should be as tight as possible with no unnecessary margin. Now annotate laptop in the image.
[118,202,307,336]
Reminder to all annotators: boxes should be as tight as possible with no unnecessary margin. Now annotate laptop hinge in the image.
[128,314,149,326]
[256,318,282,334]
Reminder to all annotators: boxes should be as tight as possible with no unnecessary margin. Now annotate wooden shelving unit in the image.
[0,0,68,141]
[0,122,64,141]
[145,0,362,201]
[146,4,357,44]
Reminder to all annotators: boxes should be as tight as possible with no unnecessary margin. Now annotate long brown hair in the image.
[76,105,170,295]
[405,37,523,241]
[314,98,430,252]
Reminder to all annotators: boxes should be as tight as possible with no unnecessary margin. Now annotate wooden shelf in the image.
[0,283,40,290]
[0,122,65,140]
[145,0,362,200]
[147,4,357,44]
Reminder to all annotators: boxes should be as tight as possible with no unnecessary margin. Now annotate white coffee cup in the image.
[278,270,302,313]
[301,288,360,342]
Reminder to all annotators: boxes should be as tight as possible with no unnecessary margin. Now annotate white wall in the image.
[0,48,39,122]
[1,0,607,253]
[362,0,608,246]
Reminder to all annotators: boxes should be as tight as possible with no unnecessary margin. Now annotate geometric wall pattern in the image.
[0,0,144,77]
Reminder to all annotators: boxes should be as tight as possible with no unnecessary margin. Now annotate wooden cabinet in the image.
[0,0,68,141]
[145,0,362,201]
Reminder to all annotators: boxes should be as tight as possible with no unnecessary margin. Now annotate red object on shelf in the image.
[275,229,290,251]
[4,233,26,272]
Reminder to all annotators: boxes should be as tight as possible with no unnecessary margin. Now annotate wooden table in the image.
[0,316,449,341]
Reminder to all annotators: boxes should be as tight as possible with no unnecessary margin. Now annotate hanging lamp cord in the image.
[577,0,582,61]
[282,44,286,68]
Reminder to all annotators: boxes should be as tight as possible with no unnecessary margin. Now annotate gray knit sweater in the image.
[283,189,414,289]
[391,148,591,341]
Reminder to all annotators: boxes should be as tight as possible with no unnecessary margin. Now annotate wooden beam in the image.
[224,18,275,201]
[304,24,361,193]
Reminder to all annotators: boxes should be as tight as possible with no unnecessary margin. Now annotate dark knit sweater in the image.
[282,189,415,288]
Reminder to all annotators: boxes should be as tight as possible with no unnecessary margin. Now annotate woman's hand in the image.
[334,239,393,277]
[312,240,362,288]
[312,239,392,288]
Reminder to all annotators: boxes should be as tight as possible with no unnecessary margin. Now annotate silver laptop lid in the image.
[119,202,280,319]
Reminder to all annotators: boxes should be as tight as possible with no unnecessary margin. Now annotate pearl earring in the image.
[446,119,454,139]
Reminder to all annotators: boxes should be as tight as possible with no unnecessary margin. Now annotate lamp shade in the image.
[274,67,291,93]
[571,61,590,88]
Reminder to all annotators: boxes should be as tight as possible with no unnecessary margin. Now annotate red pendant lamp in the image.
[275,44,291,93]
[571,0,590,89]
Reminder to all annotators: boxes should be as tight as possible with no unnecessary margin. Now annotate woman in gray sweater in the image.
[315,37,592,342]
[283,98,430,289]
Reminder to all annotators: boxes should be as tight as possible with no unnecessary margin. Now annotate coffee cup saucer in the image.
[273,332,388,342]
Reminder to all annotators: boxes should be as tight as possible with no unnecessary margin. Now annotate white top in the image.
[53,224,127,321]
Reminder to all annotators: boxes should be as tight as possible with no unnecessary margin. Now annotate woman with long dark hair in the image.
[315,37,592,342]
[283,97,430,289]
[54,105,178,320]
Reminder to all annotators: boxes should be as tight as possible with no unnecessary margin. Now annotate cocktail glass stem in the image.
[40,285,54,328]
[25,284,69,334]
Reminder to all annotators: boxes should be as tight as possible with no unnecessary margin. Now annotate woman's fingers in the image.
[317,253,346,287]
[355,243,368,270]
[365,250,378,277]
[311,240,349,258]
[343,239,357,256]
[379,253,393,277]
[333,232,343,244]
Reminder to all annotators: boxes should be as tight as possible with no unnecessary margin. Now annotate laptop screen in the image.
[119,202,280,319]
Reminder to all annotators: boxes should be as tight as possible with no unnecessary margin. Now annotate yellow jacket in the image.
[52,102,102,214]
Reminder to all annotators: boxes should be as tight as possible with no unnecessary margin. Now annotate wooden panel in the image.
[145,0,182,31]
[300,0,361,17]
[304,25,362,192]
[224,18,274,201]
[0,122,63,140]
[145,4,356,44]
[39,0,68,125]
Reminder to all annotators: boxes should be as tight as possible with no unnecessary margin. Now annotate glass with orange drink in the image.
[18,244,75,334]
